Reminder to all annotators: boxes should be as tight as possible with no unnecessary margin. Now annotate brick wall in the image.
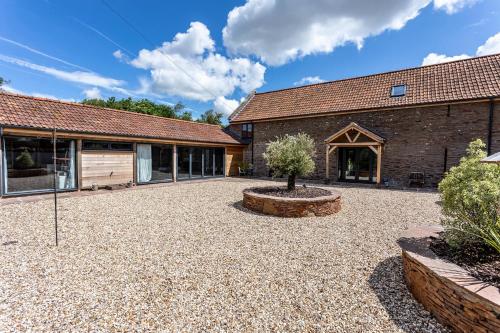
[230,101,497,187]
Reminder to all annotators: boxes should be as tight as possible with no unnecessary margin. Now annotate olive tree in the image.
[263,133,316,190]
[438,139,500,252]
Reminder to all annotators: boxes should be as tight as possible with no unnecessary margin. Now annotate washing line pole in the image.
[52,128,58,246]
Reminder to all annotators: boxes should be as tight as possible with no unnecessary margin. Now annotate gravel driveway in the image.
[0,179,447,332]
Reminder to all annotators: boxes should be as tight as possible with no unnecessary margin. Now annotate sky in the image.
[1,0,499,122]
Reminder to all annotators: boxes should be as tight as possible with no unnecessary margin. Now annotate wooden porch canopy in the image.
[324,122,385,183]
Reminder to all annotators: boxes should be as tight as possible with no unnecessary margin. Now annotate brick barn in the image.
[228,54,500,187]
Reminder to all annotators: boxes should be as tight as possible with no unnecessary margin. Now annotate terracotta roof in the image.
[0,92,241,145]
[230,53,500,123]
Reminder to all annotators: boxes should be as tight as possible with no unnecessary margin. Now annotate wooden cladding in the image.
[81,151,134,188]
[226,147,244,176]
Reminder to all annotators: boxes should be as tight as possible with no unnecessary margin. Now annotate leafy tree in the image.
[0,76,10,88]
[81,97,194,121]
[197,109,224,126]
[438,139,500,252]
[263,133,316,190]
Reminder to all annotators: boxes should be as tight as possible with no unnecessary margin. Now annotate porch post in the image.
[325,144,330,179]
[76,139,82,191]
[172,144,177,182]
[376,145,382,184]
[132,143,137,185]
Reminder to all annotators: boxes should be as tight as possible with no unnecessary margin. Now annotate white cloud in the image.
[0,54,129,95]
[422,52,471,65]
[130,21,266,102]
[476,32,500,56]
[213,96,240,116]
[223,0,436,66]
[422,32,500,65]
[222,0,480,66]
[433,0,478,14]
[113,50,124,59]
[1,84,22,94]
[83,87,102,99]
[294,76,325,86]
[1,84,75,102]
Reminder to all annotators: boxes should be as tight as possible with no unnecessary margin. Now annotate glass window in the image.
[241,123,253,139]
[203,148,214,177]
[137,144,173,183]
[83,141,132,151]
[3,136,76,194]
[390,85,406,97]
[215,148,224,176]
[191,147,202,178]
[177,147,190,179]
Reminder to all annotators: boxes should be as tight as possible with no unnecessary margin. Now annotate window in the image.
[3,136,77,194]
[390,85,406,97]
[176,146,225,179]
[136,144,173,183]
[241,123,253,139]
[83,141,133,151]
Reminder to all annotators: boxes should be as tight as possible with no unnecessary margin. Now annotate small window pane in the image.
[391,85,406,97]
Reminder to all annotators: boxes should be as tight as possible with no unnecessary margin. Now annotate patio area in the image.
[0,178,447,332]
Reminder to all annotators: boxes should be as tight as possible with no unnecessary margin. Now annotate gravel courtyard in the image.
[0,179,447,332]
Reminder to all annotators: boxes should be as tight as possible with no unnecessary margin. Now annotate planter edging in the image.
[399,226,500,333]
[242,187,341,217]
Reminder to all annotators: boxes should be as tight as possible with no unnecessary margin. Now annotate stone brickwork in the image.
[399,226,500,333]
[230,101,499,187]
[242,188,341,217]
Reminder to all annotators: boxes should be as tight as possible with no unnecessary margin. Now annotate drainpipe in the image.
[487,99,494,155]
[0,127,3,197]
[251,123,254,166]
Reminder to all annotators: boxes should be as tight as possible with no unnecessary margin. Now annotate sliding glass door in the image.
[2,136,77,194]
[176,146,225,179]
[137,144,173,183]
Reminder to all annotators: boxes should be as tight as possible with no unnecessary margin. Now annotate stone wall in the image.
[230,101,498,187]
[399,226,500,333]
[242,189,341,217]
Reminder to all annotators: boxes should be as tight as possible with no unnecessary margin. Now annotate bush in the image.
[438,139,500,253]
[263,133,316,190]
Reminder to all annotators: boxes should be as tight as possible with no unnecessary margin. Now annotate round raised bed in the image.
[399,226,500,333]
[242,187,341,218]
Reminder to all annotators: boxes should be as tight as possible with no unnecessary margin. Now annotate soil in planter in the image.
[251,186,331,198]
[430,236,500,288]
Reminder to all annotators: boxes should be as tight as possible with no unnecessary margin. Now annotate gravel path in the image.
[0,179,447,332]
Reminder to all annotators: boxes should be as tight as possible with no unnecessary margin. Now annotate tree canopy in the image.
[0,76,9,88]
[197,109,224,126]
[263,133,316,190]
[82,97,192,120]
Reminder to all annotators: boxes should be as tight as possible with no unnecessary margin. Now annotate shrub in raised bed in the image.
[263,133,316,190]
[438,139,500,252]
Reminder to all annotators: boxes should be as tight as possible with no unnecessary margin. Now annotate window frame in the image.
[82,140,133,151]
[241,123,253,139]
[390,84,406,97]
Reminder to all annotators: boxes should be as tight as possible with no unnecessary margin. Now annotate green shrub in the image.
[438,139,500,252]
[15,148,35,169]
[263,133,316,190]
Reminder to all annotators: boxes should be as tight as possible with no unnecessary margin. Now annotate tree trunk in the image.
[287,174,296,191]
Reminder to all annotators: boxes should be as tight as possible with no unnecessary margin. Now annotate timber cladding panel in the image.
[225,147,244,176]
[81,151,134,188]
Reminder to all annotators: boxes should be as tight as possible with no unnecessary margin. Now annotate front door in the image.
[338,147,377,183]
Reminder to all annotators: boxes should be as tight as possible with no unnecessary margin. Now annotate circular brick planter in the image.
[399,226,500,333]
[242,187,341,218]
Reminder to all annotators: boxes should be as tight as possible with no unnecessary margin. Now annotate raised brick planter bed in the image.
[399,226,500,333]
[242,187,341,217]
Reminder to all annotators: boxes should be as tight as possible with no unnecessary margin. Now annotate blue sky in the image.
[1,0,499,121]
